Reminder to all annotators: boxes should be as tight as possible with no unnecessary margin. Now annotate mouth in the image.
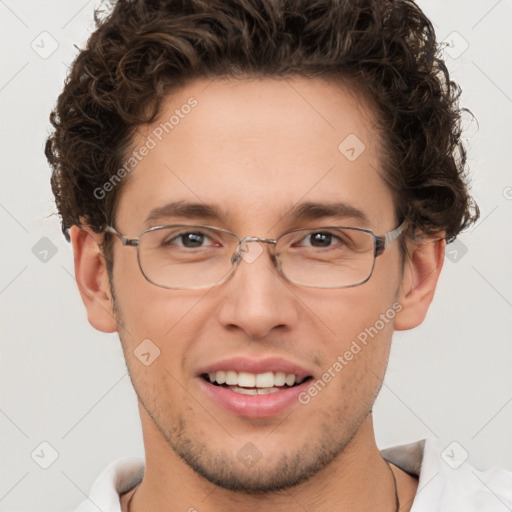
[197,361,315,418]
[200,370,313,395]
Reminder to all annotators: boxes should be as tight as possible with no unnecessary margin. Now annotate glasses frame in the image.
[104,220,408,290]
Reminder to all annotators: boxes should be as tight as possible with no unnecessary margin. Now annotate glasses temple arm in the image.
[375,220,408,256]
[104,226,139,247]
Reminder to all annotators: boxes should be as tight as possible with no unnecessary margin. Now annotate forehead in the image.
[116,77,395,234]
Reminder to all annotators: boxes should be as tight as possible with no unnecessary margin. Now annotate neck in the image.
[123,407,417,512]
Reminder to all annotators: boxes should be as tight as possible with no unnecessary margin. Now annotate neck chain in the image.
[125,482,139,512]
[388,461,400,512]
[126,462,400,512]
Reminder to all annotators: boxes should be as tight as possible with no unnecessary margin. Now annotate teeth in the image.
[274,372,286,386]
[225,371,238,385]
[255,372,274,387]
[238,372,256,387]
[285,374,296,386]
[233,387,258,395]
[255,387,280,395]
[226,386,282,395]
[206,370,304,388]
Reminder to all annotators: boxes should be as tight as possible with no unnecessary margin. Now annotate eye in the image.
[163,230,219,249]
[298,231,344,249]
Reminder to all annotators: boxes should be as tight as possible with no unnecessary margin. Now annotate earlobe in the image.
[394,234,446,331]
[69,225,118,333]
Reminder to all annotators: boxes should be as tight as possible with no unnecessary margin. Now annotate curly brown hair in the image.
[46,0,479,250]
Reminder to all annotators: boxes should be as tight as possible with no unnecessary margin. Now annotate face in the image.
[103,77,406,491]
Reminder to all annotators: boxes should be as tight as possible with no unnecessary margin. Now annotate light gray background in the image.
[1,1,511,511]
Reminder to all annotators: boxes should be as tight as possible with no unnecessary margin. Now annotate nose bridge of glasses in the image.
[231,236,277,264]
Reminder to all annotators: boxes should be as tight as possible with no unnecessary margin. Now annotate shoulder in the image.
[73,457,145,512]
[382,438,512,511]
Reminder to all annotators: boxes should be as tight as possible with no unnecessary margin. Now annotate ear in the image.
[69,225,118,333]
[394,233,445,331]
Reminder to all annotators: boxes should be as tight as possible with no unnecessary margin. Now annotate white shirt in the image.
[73,438,512,511]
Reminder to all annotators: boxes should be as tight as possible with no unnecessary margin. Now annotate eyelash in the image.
[164,230,346,249]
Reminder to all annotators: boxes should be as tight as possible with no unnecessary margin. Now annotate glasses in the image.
[104,221,407,290]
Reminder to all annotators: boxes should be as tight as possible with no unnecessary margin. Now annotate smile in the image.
[197,359,315,418]
[202,370,309,395]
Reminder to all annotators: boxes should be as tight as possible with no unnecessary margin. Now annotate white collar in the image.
[74,438,512,512]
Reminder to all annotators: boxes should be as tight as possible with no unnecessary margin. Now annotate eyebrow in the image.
[286,201,369,224]
[145,201,224,226]
[144,200,369,226]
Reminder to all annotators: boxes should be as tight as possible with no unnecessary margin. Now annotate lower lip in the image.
[198,377,312,418]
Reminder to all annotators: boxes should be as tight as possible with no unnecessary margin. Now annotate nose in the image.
[216,240,300,339]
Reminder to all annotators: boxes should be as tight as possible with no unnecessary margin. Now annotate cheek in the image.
[111,248,185,336]
[332,300,396,378]
[315,314,395,409]
[300,271,400,347]
[109,253,188,375]
[300,262,400,391]
[114,284,203,355]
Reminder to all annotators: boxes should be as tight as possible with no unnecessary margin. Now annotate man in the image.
[46,0,511,510]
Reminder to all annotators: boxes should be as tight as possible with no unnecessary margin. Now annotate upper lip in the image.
[197,356,314,380]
